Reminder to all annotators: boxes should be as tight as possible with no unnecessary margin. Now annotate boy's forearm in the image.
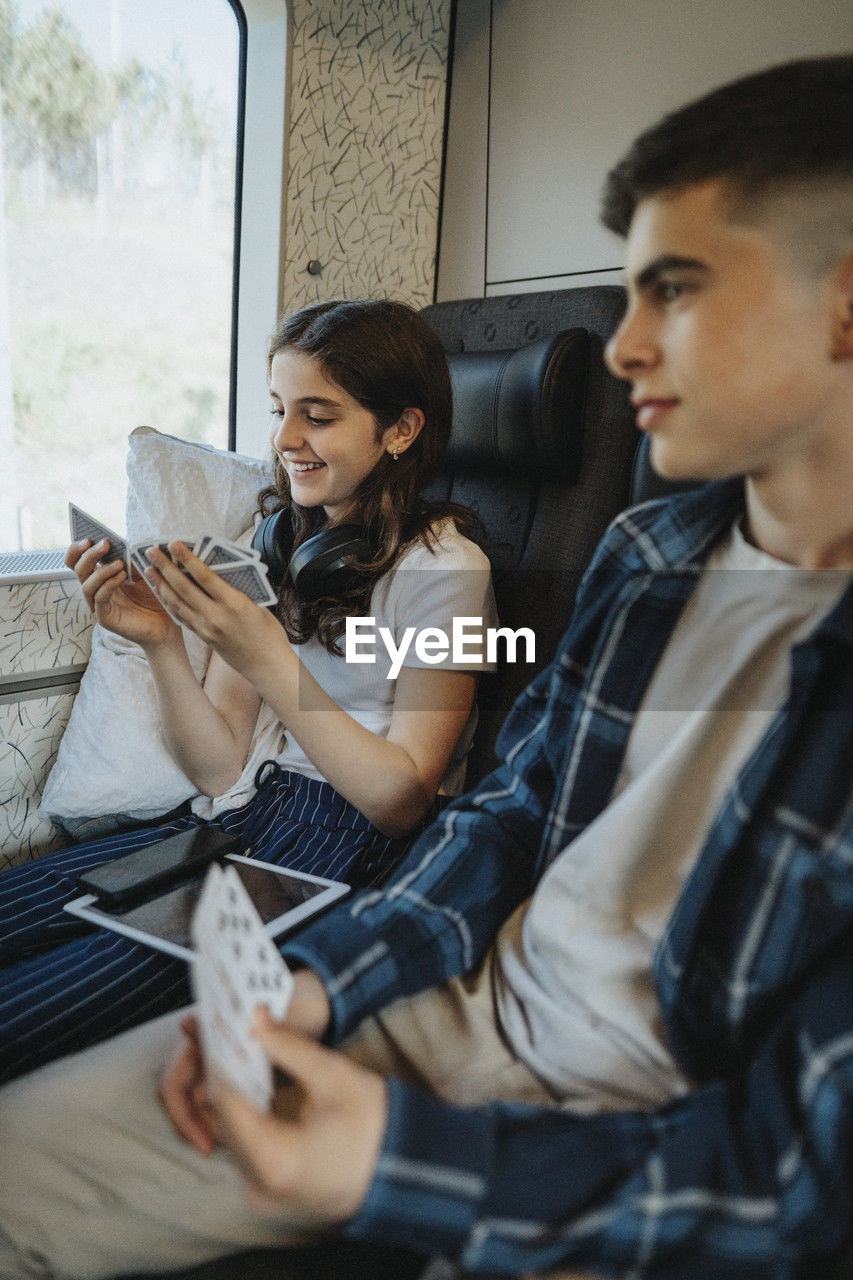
[288,968,333,1038]
[280,659,562,1040]
[344,945,853,1275]
[282,793,544,1044]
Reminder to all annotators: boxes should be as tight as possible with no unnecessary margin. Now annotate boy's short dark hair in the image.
[601,55,853,236]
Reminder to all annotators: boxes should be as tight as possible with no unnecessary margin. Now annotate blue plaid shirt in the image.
[284,480,853,1278]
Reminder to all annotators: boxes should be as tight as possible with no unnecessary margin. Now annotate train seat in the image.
[422,285,638,784]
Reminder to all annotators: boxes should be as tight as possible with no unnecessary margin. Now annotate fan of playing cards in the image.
[69,503,277,607]
[191,863,294,1109]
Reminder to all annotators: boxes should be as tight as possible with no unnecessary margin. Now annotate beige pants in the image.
[0,951,594,1280]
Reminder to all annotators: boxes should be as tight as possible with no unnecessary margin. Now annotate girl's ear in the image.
[386,407,425,458]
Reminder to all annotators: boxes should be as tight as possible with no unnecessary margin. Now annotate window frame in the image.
[229,0,290,459]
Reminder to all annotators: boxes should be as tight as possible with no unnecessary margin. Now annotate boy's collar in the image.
[652,479,853,648]
[626,478,745,571]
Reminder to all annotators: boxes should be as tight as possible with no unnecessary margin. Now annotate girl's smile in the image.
[269,348,395,517]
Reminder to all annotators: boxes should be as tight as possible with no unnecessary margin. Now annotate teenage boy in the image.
[0,54,850,1280]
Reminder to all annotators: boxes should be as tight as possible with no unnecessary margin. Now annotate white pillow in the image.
[40,427,273,836]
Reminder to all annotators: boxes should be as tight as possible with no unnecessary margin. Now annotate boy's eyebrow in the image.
[633,254,710,291]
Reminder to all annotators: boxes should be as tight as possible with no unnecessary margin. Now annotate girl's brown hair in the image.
[256,299,482,654]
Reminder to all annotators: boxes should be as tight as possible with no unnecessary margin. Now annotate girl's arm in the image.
[142,637,262,798]
[144,543,477,836]
[255,661,477,838]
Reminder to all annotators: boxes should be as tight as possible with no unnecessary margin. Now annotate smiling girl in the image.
[0,299,496,1082]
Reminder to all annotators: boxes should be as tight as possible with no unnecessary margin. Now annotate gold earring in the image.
[391,447,401,461]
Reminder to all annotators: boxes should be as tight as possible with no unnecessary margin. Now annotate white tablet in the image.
[64,854,349,962]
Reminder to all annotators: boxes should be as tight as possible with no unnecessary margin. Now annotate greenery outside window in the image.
[0,0,241,555]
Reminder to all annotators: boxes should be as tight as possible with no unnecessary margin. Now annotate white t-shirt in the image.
[192,519,497,819]
[495,520,850,1112]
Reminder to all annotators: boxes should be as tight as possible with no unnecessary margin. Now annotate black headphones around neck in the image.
[251,509,379,600]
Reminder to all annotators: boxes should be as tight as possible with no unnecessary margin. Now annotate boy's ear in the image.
[830,251,853,361]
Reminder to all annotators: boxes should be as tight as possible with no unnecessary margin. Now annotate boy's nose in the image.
[604,309,658,380]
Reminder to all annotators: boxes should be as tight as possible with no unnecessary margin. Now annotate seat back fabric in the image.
[421,286,637,785]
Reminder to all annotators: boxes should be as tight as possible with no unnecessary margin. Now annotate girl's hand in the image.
[143,542,289,682]
[66,539,179,650]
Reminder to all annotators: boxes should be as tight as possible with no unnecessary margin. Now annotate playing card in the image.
[191,866,275,1107]
[130,540,166,578]
[193,950,273,1110]
[130,539,195,577]
[68,503,130,575]
[68,503,275,608]
[213,559,278,607]
[129,542,200,626]
[201,863,294,1020]
[196,536,258,569]
[191,863,294,1107]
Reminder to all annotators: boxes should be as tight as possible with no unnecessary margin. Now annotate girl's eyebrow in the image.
[269,392,344,409]
[297,396,344,408]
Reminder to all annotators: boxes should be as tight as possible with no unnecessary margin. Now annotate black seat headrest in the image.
[443,329,590,482]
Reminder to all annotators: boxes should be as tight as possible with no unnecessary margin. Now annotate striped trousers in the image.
[0,763,418,1083]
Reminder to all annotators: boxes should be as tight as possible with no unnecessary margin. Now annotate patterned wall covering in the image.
[0,579,92,864]
[1,693,75,868]
[281,0,453,311]
[0,578,92,676]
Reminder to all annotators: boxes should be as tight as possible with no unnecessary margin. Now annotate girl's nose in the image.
[271,412,304,453]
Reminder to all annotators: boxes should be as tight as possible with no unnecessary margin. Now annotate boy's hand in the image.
[213,1008,388,1226]
[158,1013,219,1155]
[159,969,333,1156]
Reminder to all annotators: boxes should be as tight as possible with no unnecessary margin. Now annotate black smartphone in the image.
[77,826,241,911]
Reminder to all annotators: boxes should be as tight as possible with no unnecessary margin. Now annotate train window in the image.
[0,0,242,555]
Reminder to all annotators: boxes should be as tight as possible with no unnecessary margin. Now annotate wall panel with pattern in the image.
[0,578,92,677]
[0,578,92,863]
[1,693,75,867]
[281,0,452,311]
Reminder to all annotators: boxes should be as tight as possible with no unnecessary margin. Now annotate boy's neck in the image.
[744,445,853,569]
